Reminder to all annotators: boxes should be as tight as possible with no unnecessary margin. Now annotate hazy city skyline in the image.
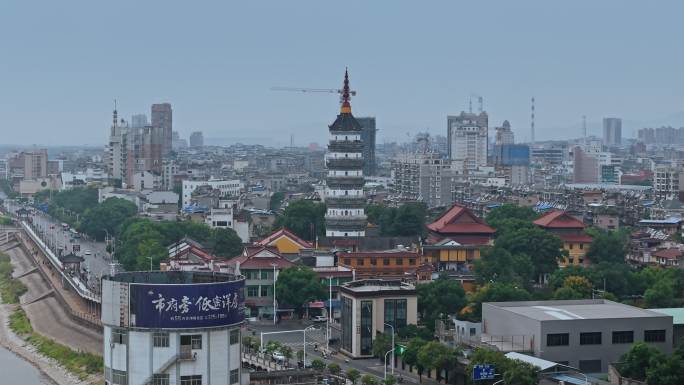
[2,1,684,146]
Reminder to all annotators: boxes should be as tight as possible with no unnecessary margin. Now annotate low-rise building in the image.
[533,210,592,266]
[337,249,421,280]
[482,299,673,373]
[340,279,417,358]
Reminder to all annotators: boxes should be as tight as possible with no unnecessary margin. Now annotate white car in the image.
[272,352,286,362]
[312,315,327,323]
[84,250,92,256]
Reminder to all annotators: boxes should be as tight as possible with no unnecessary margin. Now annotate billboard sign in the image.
[129,280,244,329]
[472,364,495,381]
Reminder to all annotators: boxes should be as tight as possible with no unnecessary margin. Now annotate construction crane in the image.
[271,86,356,105]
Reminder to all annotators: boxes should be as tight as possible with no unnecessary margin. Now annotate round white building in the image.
[101,271,245,385]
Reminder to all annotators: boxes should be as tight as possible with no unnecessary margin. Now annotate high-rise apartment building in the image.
[189,131,204,147]
[603,117,622,146]
[495,120,515,145]
[325,70,367,238]
[151,103,173,156]
[392,152,454,208]
[572,146,600,183]
[131,114,148,128]
[447,111,488,171]
[356,117,377,176]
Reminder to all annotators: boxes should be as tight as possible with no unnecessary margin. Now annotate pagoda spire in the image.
[340,67,352,114]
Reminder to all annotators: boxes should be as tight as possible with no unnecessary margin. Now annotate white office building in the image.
[447,111,488,171]
[182,179,243,208]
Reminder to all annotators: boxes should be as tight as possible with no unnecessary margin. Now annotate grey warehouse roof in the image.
[486,300,668,321]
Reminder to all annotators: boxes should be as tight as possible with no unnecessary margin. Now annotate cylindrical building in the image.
[101,271,245,385]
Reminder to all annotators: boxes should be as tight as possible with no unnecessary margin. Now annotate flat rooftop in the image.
[341,279,415,294]
[486,300,668,321]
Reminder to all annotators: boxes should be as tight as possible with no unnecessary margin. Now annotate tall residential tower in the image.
[325,70,367,238]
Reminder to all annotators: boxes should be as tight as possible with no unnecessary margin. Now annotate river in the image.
[0,342,55,384]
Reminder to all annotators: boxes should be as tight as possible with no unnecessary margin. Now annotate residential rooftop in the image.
[486,299,669,321]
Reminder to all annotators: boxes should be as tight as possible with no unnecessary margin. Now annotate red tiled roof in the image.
[228,246,294,269]
[558,234,593,243]
[533,210,586,229]
[427,204,495,234]
[256,228,313,249]
[652,248,683,260]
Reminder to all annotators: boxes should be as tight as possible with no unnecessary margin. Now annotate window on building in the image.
[153,332,170,348]
[247,286,259,297]
[580,332,602,345]
[261,270,269,280]
[230,369,240,384]
[357,258,365,266]
[384,299,407,330]
[644,330,666,343]
[180,375,203,385]
[181,334,203,350]
[342,297,353,353]
[153,373,170,385]
[469,328,476,336]
[229,329,240,345]
[361,301,373,356]
[383,258,390,266]
[344,258,351,265]
[579,360,602,373]
[579,243,584,249]
[612,331,634,344]
[569,244,574,249]
[112,328,127,345]
[260,286,270,297]
[396,258,403,265]
[370,259,377,266]
[409,259,416,265]
[112,369,128,385]
[546,333,569,346]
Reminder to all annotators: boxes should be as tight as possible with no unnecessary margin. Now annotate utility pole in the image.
[272,263,278,325]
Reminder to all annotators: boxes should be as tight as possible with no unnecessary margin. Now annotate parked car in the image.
[84,250,92,256]
[272,352,286,362]
[312,315,327,323]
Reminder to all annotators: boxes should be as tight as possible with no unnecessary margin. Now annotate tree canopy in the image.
[474,246,535,288]
[586,228,628,265]
[494,226,566,282]
[485,204,538,233]
[79,197,138,241]
[466,348,538,385]
[464,283,531,322]
[366,203,427,237]
[274,200,325,241]
[417,273,466,330]
[116,219,244,270]
[274,266,325,314]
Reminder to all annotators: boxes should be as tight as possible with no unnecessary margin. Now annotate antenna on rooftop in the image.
[530,97,536,144]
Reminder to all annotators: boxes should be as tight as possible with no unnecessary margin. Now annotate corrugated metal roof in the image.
[649,308,684,325]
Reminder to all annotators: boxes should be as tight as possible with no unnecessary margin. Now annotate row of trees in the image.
[116,219,243,271]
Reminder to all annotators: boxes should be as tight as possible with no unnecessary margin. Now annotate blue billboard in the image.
[129,280,244,329]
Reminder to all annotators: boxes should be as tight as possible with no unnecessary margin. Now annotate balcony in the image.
[326,176,365,189]
[325,215,367,230]
[328,140,364,152]
[325,196,367,208]
[326,158,364,170]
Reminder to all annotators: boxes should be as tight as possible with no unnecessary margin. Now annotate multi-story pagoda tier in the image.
[325,69,367,237]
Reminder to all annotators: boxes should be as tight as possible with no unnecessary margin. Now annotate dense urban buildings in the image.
[324,70,367,238]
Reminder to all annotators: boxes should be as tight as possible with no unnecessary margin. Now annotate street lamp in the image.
[384,322,395,375]
[147,256,153,271]
[271,263,278,325]
[327,275,332,352]
[384,349,393,381]
[303,325,316,368]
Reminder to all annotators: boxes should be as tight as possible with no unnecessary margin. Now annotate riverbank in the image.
[0,250,101,384]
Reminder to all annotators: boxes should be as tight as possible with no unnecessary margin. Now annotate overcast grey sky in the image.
[1,1,683,147]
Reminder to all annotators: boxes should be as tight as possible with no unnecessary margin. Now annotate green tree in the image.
[209,228,243,258]
[417,341,459,381]
[383,375,397,385]
[274,200,326,241]
[327,362,341,375]
[618,342,666,380]
[274,266,325,315]
[361,374,379,385]
[346,368,361,385]
[79,197,138,240]
[502,361,538,385]
[646,356,684,385]
[311,358,326,371]
[553,276,592,300]
[417,273,466,330]
[265,340,283,354]
[372,333,393,360]
[586,228,628,265]
[494,226,566,282]
[402,338,427,379]
[474,246,535,288]
[486,204,538,232]
[270,192,285,211]
[366,203,427,237]
[465,283,531,322]
[644,279,676,308]
[281,345,293,362]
